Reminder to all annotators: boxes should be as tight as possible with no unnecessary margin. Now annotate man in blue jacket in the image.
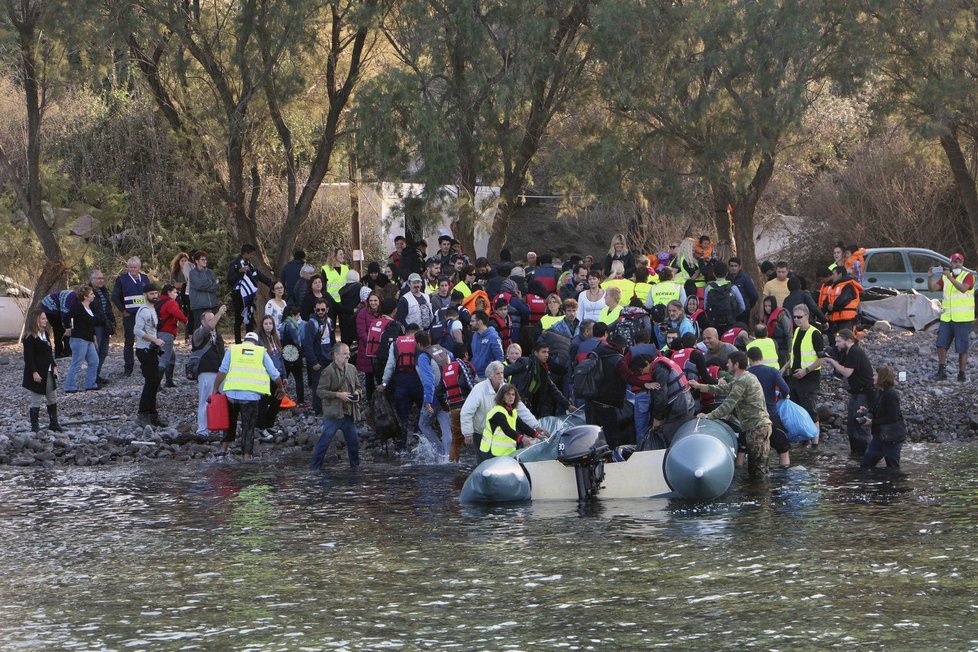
[303,298,334,416]
[470,311,504,378]
[416,332,455,455]
[728,257,759,325]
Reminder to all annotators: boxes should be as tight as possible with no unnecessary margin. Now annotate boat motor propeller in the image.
[556,425,610,501]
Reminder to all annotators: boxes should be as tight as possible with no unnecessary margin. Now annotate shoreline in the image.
[0,328,973,469]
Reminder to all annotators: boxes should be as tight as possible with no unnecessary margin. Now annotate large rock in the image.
[870,320,892,333]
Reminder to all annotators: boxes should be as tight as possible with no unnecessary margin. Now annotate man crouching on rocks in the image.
[311,343,362,470]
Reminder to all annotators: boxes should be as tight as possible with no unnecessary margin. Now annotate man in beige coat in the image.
[312,343,363,469]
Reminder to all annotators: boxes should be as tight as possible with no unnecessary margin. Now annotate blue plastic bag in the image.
[777,398,818,443]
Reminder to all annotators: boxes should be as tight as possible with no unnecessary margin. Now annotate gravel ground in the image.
[0,326,973,469]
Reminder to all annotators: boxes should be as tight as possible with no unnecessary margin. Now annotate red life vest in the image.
[526,294,546,324]
[365,316,394,358]
[670,347,695,369]
[766,307,785,335]
[721,327,745,345]
[701,364,723,407]
[493,292,514,305]
[653,355,691,400]
[395,335,416,372]
[442,360,468,409]
[491,313,512,348]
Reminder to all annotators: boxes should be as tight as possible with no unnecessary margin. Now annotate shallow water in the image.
[1,443,977,650]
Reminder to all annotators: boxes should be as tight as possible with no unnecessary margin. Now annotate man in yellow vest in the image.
[321,247,350,303]
[928,252,975,381]
[781,304,824,449]
[214,331,286,460]
[745,324,780,369]
[645,267,685,312]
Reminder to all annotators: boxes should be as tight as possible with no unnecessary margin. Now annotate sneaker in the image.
[260,430,275,443]
[935,368,948,381]
[958,371,967,382]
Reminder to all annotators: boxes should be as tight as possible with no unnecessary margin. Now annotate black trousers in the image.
[285,358,305,404]
[223,399,261,455]
[123,314,137,373]
[587,401,623,449]
[232,294,246,344]
[259,379,282,429]
[136,348,161,415]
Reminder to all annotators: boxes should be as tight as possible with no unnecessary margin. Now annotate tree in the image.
[0,0,76,308]
[593,0,868,278]
[359,0,593,257]
[874,1,978,255]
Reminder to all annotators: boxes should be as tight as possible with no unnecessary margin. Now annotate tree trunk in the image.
[940,130,978,253]
[487,180,522,258]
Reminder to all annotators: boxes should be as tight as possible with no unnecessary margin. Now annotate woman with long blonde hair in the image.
[603,233,636,279]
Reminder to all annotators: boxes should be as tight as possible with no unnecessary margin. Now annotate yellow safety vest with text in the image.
[223,343,271,395]
[480,405,518,457]
[648,281,682,307]
[941,270,975,323]
[746,338,779,369]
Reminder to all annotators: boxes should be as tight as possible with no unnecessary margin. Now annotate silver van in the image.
[862,247,973,299]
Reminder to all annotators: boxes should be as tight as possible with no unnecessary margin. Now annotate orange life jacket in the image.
[827,279,862,322]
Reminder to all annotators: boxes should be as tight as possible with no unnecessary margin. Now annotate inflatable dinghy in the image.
[460,414,738,503]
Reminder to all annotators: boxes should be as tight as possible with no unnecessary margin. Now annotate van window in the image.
[865,252,905,273]
[908,253,945,274]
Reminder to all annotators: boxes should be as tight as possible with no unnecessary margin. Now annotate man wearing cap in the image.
[396,273,433,330]
[214,331,286,460]
[929,252,975,381]
[133,283,165,426]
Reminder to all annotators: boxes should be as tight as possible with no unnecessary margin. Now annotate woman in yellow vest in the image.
[480,383,538,460]
[321,248,350,303]
[598,286,623,325]
[540,294,564,331]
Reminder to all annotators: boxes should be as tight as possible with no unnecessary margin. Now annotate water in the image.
[1,444,978,650]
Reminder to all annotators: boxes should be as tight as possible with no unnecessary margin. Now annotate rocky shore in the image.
[0,327,974,469]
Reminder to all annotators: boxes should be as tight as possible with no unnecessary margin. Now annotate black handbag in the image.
[878,420,908,444]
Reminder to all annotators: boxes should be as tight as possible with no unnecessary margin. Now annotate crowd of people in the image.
[23,233,974,476]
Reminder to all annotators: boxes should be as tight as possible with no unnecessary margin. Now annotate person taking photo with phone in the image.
[928,252,975,382]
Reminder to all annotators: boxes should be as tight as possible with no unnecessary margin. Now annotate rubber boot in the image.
[164,363,176,388]
[29,407,40,433]
[935,365,947,381]
[47,404,64,432]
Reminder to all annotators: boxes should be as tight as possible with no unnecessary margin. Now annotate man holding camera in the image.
[928,253,975,382]
[312,343,363,470]
[133,283,166,426]
[820,329,875,457]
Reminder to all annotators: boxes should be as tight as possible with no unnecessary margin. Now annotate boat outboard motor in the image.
[557,425,610,501]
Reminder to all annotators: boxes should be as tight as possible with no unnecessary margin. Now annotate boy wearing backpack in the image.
[703,262,745,334]
[416,331,455,455]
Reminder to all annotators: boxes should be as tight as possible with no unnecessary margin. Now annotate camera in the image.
[855,414,869,425]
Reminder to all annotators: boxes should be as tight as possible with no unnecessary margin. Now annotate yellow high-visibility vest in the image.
[321,264,349,302]
[222,343,271,395]
[746,338,779,369]
[598,304,623,325]
[790,326,820,368]
[941,269,975,323]
[480,405,518,457]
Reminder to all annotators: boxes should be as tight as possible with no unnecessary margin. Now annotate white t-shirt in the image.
[578,289,606,323]
[265,299,286,329]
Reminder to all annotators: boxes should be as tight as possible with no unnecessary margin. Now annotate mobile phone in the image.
[349,393,360,403]
[931,266,944,276]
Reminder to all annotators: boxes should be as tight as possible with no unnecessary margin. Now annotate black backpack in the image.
[706,281,737,329]
[430,318,457,351]
[610,306,651,348]
[572,351,605,400]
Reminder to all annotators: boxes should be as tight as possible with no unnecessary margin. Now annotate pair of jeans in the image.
[223,399,261,455]
[135,347,161,414]
[419,404,454,455]
[632,390,652,443]
[196,372,217,435]
[311,415,360,469]
[392,375,423,451]
[65,338,99,391]
[307,364,323,415]
[94,326,110,378]
[123,313,137,373]
[159,332,176,372]
[860,437,901,469]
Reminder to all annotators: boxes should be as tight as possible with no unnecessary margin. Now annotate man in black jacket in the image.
[227,244,272,344]
[89,269,116,385]
[821,328,875,457]
[504,341,571,418]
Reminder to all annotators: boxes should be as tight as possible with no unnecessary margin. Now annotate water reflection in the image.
[0,445,976,648]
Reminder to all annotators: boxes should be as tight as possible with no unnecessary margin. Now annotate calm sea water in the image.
[1,443,976,650]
